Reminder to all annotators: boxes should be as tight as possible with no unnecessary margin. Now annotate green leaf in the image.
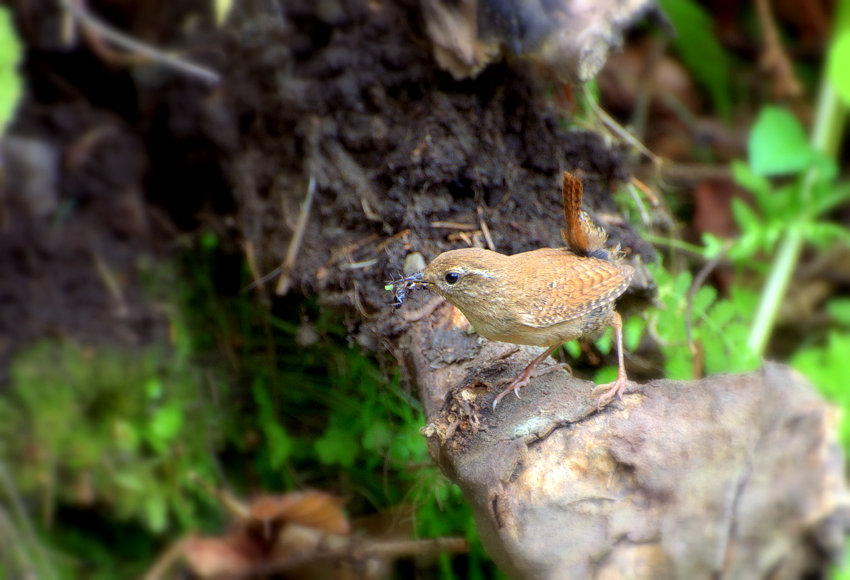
[147,405,183,452]
[564,341,582,359]
[731,160,771,198]
[145,494,168,533]
[114,471,146,492]
[692,286,717,314]
[595,331,612,355]
[666,350,693,381]
[672,271,693,298]
[792,331,850,409]
[145,377,164,399]
[827,299,850,326]
[0,7,23,135]
[624,316,645,352]
[199,231,219,251]
[730,197,760,230]
[657,0,732,117]
[748,107,818,176]
[812,182,850,215]
[708,300,736,328]
[362,420,391,452]
[828,31,850,105]
[315,425,359,467]
[265,422,293,469]
[802,221,849,248]
[252,380,293,468]
[594,366,618,384]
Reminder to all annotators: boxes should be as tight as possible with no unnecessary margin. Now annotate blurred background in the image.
[0,0,849,577]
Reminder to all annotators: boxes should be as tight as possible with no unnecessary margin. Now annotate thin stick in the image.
[754,0,802,98]
[276,175,317,295]
[188,474,250,521]
[685,240,733,353]
[253,536,469,574]
[626,182,652,228]
[584,86,661,167]
[430,221,478,230]
[477,206,496,251]
[242,240,265,292]
[629,176,660,207]
[58,0,221,84]
[91,250,127,317]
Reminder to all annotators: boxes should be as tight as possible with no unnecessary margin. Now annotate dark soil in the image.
[1,0,654,380]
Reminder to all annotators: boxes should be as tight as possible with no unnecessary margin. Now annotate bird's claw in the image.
[592,376,633,409]
[492,362,569,410]
[492,376,530,410]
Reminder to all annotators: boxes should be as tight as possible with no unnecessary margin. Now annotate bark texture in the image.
[405,304,849,579]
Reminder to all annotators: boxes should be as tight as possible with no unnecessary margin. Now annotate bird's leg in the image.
[492,344,567,410]
[591,312,632,408]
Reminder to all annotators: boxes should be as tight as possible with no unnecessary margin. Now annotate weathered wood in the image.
[407,304,849,579]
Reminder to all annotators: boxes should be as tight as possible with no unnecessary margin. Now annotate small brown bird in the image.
[403,172,634,410]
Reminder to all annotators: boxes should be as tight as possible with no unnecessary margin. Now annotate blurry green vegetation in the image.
[594,5,850,574]
[0,235,490,578]
[0,341,224,578]
[618,103,849,386]
[0,342,220,532]
[0,266,228,577]
[181,233,491,577]
[657,0,732,118]
[0,6,22,136]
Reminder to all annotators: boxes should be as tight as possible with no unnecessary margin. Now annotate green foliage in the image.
[792,330,850,447]
[747,107,829,177]
[708,157,849,266]
[175,235,490,578]
[703,104,849,358]
[0,6,22,135]
[0,340,222,535]
[657,0,732,117]
[594,262,758,384]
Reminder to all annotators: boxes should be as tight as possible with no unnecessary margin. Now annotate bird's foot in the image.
[591,374,633,409]
[492,362,571,410]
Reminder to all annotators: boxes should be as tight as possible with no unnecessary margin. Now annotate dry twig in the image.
[476,206,496,251]
[755,0,803,99]
[57,0,221,84]
[276,175,317,295]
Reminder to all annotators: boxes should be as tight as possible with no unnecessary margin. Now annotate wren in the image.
[402,171,635,410]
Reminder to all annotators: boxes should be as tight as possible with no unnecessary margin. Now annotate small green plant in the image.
[0,341,224,529]
[176,233,492,578]
[593,2,850,420]
[592,262,760,385]
[0,339,226,577]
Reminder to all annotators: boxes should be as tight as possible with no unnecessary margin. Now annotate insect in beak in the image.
[386,272,425,308]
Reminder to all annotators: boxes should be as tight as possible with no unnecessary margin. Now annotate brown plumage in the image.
[422,248,631,346]
[407,171,635,410]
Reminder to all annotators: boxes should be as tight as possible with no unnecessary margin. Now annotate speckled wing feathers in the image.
[514,249,633,328]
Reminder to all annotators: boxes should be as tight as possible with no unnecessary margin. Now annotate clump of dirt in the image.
[0,101,167,382]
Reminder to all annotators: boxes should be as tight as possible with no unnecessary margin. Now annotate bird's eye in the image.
[445,272,460,285]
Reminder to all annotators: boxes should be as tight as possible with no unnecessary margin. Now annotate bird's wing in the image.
[513,250,634,328]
